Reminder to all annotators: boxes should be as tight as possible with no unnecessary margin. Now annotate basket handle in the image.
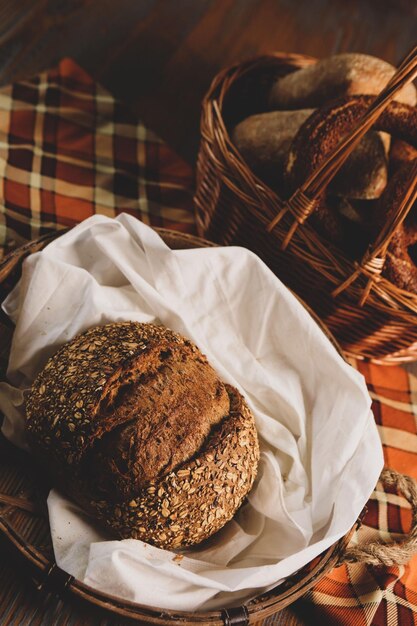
[332,159,417,304]
[267,44,417,250]
[338,468,417,567]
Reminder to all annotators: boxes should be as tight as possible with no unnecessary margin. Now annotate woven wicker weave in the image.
[0,228,416,625]
[195,48,417,364]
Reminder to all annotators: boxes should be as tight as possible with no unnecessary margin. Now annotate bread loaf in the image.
[283,95,417,262]
[329,131,389,199]
[372,160,417,294]
[26,322,259,549]
[231,109,313,191]
[269,53,417,109]
[232,110,389,199]
[389,139,417,174]
[284,96,417,196]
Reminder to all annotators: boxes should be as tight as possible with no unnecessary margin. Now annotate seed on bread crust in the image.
[26,322,260,548]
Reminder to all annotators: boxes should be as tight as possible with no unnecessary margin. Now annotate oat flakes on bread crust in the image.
[70,385,259,549]
[26,321,260,548]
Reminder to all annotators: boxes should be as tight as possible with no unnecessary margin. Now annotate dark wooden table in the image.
[0,1,416,624]
[0,0,416,165]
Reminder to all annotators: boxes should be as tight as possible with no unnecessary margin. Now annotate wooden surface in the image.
[0,1,416,624]
[0,0,415,163]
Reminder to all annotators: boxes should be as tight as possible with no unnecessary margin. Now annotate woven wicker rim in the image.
[194,47,417,364]
[0,227,416,625]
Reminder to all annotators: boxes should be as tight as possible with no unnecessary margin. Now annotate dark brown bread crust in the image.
[373,160,417,294]
[284,96,417,250]
[285,96,417,195]
[26,322,259,548]
[232,109,388,201]
[70,385,259,549]
[26,322,187,466]
[87,345,230,500]
[284,96,417,293]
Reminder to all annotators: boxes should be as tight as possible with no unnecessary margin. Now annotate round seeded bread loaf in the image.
[26,322,259,549]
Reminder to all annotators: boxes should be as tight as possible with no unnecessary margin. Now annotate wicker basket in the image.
[195,48,417,364]
[1,228,417,625]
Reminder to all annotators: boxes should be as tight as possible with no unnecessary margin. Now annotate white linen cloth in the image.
[0,213,383,611]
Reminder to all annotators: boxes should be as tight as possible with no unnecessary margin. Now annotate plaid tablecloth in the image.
[0,58,416,626]
[0,58,195,259]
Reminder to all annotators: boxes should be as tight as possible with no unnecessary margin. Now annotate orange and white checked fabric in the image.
[300,361,417,625]
[0,59,416,626]
[0,58,195,259]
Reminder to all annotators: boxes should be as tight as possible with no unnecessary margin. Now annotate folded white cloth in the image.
[0,213,383,611]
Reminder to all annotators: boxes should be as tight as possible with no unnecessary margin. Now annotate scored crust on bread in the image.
[72,384,259,548]
[88,350,230,500]
[26,322,260,548]
[26,322,228,472]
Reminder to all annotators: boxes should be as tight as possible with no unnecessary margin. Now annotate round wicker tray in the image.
[0,227,416,625]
